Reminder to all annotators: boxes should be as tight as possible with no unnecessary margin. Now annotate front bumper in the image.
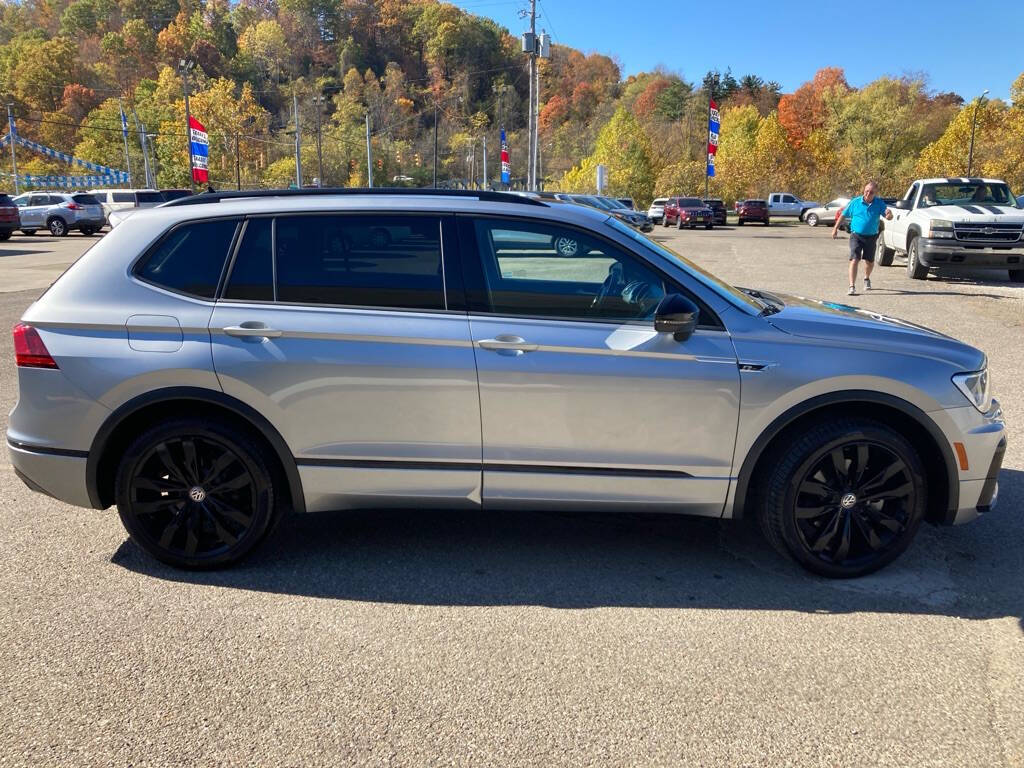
[935,399,1007,525]
[918,237,1024,270]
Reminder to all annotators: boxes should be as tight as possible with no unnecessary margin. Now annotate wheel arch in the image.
[732,390,958,526]
[905,224,921,251]
[86,387,305,514]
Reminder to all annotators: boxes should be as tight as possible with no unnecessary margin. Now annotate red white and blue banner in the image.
[500,127,510,185]
[707,99,719,178]
[189,115,209,184]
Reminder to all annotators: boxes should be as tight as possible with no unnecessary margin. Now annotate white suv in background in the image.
[647,197,668,224]
[88,189,164,223]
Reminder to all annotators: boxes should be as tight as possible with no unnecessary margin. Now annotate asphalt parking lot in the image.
[1,222,1022,766]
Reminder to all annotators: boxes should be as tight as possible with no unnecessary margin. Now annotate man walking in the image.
[833,181,893,295]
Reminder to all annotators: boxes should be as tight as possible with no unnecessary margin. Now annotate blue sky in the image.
[452,0,1022,101]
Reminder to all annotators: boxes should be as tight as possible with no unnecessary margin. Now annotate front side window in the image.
[134,219,238,299]
[224,218,273,302]
[112,192,134,203]
[471,218,668,323]
[274,215,444,310]
[782,194,796,203]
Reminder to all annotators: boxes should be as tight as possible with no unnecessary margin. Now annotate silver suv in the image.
[11,191,105,236]
[6,190,1006,577]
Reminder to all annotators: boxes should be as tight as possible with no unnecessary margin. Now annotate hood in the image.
[762,291,985,370]
[921,203,1024,222]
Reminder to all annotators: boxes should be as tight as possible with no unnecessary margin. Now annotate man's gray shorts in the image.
[849,232,878,262]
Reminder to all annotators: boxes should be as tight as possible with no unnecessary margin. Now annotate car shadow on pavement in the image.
[112,469,1024,625]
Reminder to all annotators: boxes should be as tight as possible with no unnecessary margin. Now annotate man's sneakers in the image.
[848,285,856,296]
[864,277,872,291]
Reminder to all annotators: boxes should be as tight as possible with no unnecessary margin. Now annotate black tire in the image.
[115,418,282,569]
[758,418,927,578]
[798,209,810,222]
[21,229,35,236]
[47,217,68,237]
[80,227,96,236]
[1009,269,1024,283]
[737,219,744,226]
[677,216,683,229]
[876,236,895,267]
[806,213,819,227]
[662,215,669,228]
[764,219,770,226]
[705,224,712,230]
[906,236,928,279]
[0,231,10,240]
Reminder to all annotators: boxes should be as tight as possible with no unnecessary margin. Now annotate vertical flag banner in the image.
[120,108,129,140]
[8,110,16,139]
[189,115,209,184]
[707,99,719,178]
[500,128,510,185]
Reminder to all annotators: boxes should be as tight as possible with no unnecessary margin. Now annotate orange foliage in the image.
[539,94,569,134]
[777,67,848,148]
[634,78,669,118]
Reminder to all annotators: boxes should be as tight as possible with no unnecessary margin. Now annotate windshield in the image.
[604,217,764,313]
[584,196,618,210]
[919,182,1019,208]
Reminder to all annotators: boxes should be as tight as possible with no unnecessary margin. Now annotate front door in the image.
[460,216,741,516]
[209,213,482,513]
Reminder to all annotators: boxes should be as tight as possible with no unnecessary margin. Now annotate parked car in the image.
[876,178,1024,281]
[7,188,1005,578]
[736,199,770,226]
[804,198,850,227]
[0,193,20,239]
[160,189,192,203]
[767,192,819,220]
[11,192,105,236]
[617,198,635,210]
[663,197,714,229]
[88,188,165,223]
[702,198,727,226]
[648,197,668,224]
[558,193,652,232]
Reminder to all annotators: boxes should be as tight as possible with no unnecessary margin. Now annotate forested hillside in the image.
[0,0,1021,206]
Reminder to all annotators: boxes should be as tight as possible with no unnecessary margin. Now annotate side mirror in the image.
[654,293,699,342]
[893,200,910,210]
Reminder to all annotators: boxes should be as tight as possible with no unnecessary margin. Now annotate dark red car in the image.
[736,199,770,226]
[0,193,19,240]
[662,197,714,229]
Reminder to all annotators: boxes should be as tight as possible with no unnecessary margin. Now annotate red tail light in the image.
[13,323,58,369]
[65,202,82,210]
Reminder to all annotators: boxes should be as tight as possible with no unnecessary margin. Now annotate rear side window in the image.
[224,218,274,302]
[274,215,444,310]
[112,192,134,203]
[72,194,100,205]
[136,191,163,204]
[135,219,238,299]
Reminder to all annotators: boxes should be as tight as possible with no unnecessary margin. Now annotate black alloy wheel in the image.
[115,420,280,569]
[759,418,926,578]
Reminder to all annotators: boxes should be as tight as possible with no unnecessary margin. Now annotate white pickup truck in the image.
[767,192,819,220]
[875,177,1024,282]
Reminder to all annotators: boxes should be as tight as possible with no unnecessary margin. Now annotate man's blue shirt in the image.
[842,196,888,235]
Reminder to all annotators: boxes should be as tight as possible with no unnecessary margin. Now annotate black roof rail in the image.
[161,186,548,207]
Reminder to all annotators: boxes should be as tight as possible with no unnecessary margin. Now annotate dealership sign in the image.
[189,116,209,183]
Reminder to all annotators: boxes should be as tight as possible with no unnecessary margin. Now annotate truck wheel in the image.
[906,237,928,280]
[798,209,810,222]
[1009,270,1024,283]
[875,237,895,267]
[806,213,818,227]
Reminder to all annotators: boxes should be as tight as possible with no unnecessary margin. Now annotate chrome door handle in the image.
[223,322,282,338]
[478,335,539,353]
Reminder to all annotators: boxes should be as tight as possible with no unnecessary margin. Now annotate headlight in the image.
[953,368,992,412]
[929,219,954,238]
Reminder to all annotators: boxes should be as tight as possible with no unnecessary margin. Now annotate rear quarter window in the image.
[134,219,239,299]
[112,192,134,203]
[72,194,100,205]
[136,192,163,204]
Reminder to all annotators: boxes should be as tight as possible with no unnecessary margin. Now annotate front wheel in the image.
[806,213,819,227]
[758,418,927,578]
[115,419,282,569]
[906,237,928,279]
[876,236,895,267]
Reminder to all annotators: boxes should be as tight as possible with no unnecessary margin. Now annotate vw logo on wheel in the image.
[840,492,858,509]
[189,486,207,503]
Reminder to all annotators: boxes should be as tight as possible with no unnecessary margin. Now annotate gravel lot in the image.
[1,222,1022,767]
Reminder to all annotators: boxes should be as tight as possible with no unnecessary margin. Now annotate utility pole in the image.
[365,112,373,188]
[313,94,324,188]
[433,102,438,188]
[967,88,990,177]
[234,132,241,190]
[527,0,537,191]
[130,106,152,188]
[292,90,302,188]
[179,58,196,193]
[7,103,19,194]
[482,134,487,190]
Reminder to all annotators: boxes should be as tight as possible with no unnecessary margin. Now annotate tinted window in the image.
[136,191,163,203]
[679,198,702,207]
[471,218,668,322]
[72,194,100,205]
[161,189,191,201]
[29,195,50,206]
[275,215,444,310]
[112,192,134,203]
[0,194,12,205]
[224,218,274,302]
[135,219,238,299]
[13,195,28,207]
[782,194,796,203]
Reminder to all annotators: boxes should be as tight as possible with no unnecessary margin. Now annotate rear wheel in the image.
[906,237,928,279]
[47,217,68,237]
[115,419,282,569]
[1009,269,1024,283]
[80,227,97,236]
[759,418,927,578]
[806,213,819,227]
[0,231,10,241]
[876,236,895,267]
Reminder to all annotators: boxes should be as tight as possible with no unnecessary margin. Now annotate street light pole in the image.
[433,102,438,188]
[967,88,989,177]
[313,95,324,188]
[178,59,196,193]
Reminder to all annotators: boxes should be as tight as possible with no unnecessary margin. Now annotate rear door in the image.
[460,215,740,515]
[209,212,482,513]
[27,195,52,228]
